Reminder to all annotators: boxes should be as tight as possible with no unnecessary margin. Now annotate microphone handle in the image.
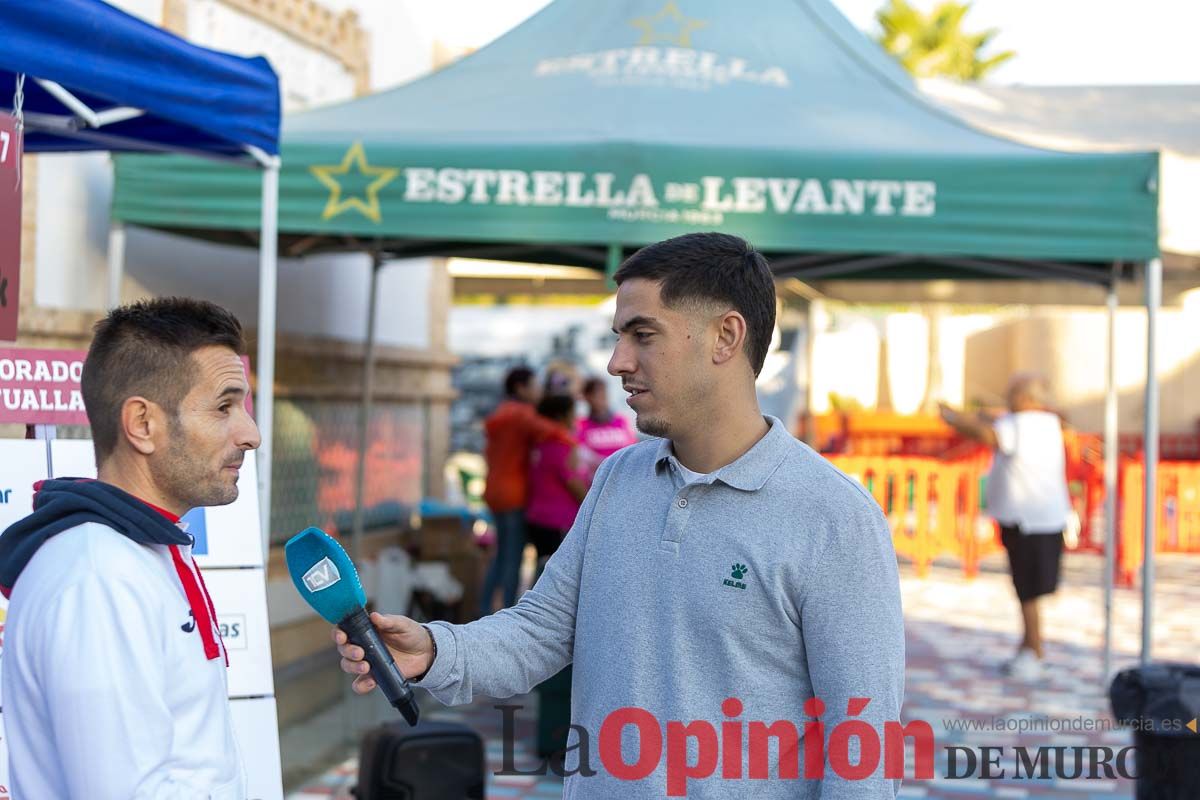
[339,607,420,726]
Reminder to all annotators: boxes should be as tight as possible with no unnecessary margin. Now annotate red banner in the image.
[0,349,254,426]
[0,116,21,342]
[0,348,88,425]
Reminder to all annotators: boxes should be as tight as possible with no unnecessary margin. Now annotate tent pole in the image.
[351,251,382,570]
[804,298,824,446]
[256,159,279,559]
[1102,264,1118,681]
[605,243,621,289]
[106,220,125,309]
[1141,257,1161,665]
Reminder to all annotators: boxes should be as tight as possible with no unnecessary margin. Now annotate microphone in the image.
[284,527,420,726]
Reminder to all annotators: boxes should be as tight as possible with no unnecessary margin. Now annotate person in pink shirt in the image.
[525,395,590,568]
[576,377,638,467]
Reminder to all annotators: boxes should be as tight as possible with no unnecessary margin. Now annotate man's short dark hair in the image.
[536,394,575,422]
[504,366,535,397]
[82,297,246,464]
[613,233,776,375]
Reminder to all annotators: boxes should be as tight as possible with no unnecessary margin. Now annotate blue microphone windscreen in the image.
[284,527,368,624]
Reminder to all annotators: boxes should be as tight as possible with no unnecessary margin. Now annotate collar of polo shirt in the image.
[652,416,792,491]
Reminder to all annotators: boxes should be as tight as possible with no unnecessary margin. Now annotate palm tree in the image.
[875,0,1015,81]
[874,2,1013,411]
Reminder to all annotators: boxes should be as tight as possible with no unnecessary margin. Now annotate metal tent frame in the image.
[793,255,1163,673]
[11,69,280,553]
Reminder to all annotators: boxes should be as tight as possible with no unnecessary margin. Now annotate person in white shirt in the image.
[0,297,260,799]
[939,373,1072,681]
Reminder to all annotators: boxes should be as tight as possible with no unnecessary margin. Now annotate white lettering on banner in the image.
[0,388,85,412]
[400,170,938,224]
[0,357,85,383]
[534,47,789,91]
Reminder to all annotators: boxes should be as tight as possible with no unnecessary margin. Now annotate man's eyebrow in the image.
[611,315,662,335]
[217,385,247,400]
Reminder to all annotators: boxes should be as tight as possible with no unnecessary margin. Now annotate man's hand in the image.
[938,400,998,449]
[332,612,433,693]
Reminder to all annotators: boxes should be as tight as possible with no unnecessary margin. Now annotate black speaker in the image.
[354,720,486,800]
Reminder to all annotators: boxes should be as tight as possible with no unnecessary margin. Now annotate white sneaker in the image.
[1004,648,1043,681]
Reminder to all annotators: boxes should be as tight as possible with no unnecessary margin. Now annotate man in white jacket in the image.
[0,297,260,799]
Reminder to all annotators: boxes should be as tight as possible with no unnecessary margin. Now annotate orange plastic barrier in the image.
[808,414,1200,584]
[1118,433,1200,460]
[1117,460,1200,586]
[800,411,974,458]
[828,453,999,578]
[1062,431,1107,553]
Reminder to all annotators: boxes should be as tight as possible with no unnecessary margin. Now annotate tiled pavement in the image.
[289,552,1200,798]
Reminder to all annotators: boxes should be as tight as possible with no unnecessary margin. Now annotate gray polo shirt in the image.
[420,416,904,798]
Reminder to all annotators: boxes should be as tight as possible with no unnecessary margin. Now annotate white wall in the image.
[34,153,111,311]
[321,0,435,92]
[450,305,605,361]
[112,0,161,24]
[964,303,1200,433]
[121,228,432,349]
[186,0,357,112]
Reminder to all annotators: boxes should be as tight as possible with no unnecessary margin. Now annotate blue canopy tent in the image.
[0,0,281,549]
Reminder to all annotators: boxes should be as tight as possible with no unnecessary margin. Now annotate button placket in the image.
[661,490,694,546]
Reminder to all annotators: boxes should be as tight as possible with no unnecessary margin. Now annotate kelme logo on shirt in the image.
[303,557,341,592]
[723,563,748,590]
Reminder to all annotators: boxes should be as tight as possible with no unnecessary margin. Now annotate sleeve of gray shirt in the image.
[412,452,618,705]
[801,501,906,798]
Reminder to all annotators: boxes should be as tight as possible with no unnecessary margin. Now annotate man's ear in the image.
[120,396,160,456]
[712,310,748,367]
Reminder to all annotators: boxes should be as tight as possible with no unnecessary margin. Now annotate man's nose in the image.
[239,411,263,451]
[608,339,635,377]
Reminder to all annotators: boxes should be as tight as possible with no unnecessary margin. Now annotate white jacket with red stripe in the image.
[2,522,243,799]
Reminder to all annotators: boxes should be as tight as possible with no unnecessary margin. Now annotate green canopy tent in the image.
[114,0,1157,268]
[110,0,1163,671]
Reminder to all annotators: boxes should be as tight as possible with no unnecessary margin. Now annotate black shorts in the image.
[526,522,566,559]
[1000,525,1064,602]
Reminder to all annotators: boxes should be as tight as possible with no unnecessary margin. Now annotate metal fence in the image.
[270,398,424,544]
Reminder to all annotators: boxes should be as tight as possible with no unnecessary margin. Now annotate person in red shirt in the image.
[480,367,571,614]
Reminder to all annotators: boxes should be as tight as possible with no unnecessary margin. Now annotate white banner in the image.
[230,697,285,800]
[0,440,49,530]
[204,568,275,699]
[0,440,51,727]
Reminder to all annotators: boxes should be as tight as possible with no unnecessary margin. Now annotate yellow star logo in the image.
[630,1,708,47]
[309,142,399,223]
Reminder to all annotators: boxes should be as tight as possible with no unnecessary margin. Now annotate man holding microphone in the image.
[0,297,259,798]
[335,233,905,798]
